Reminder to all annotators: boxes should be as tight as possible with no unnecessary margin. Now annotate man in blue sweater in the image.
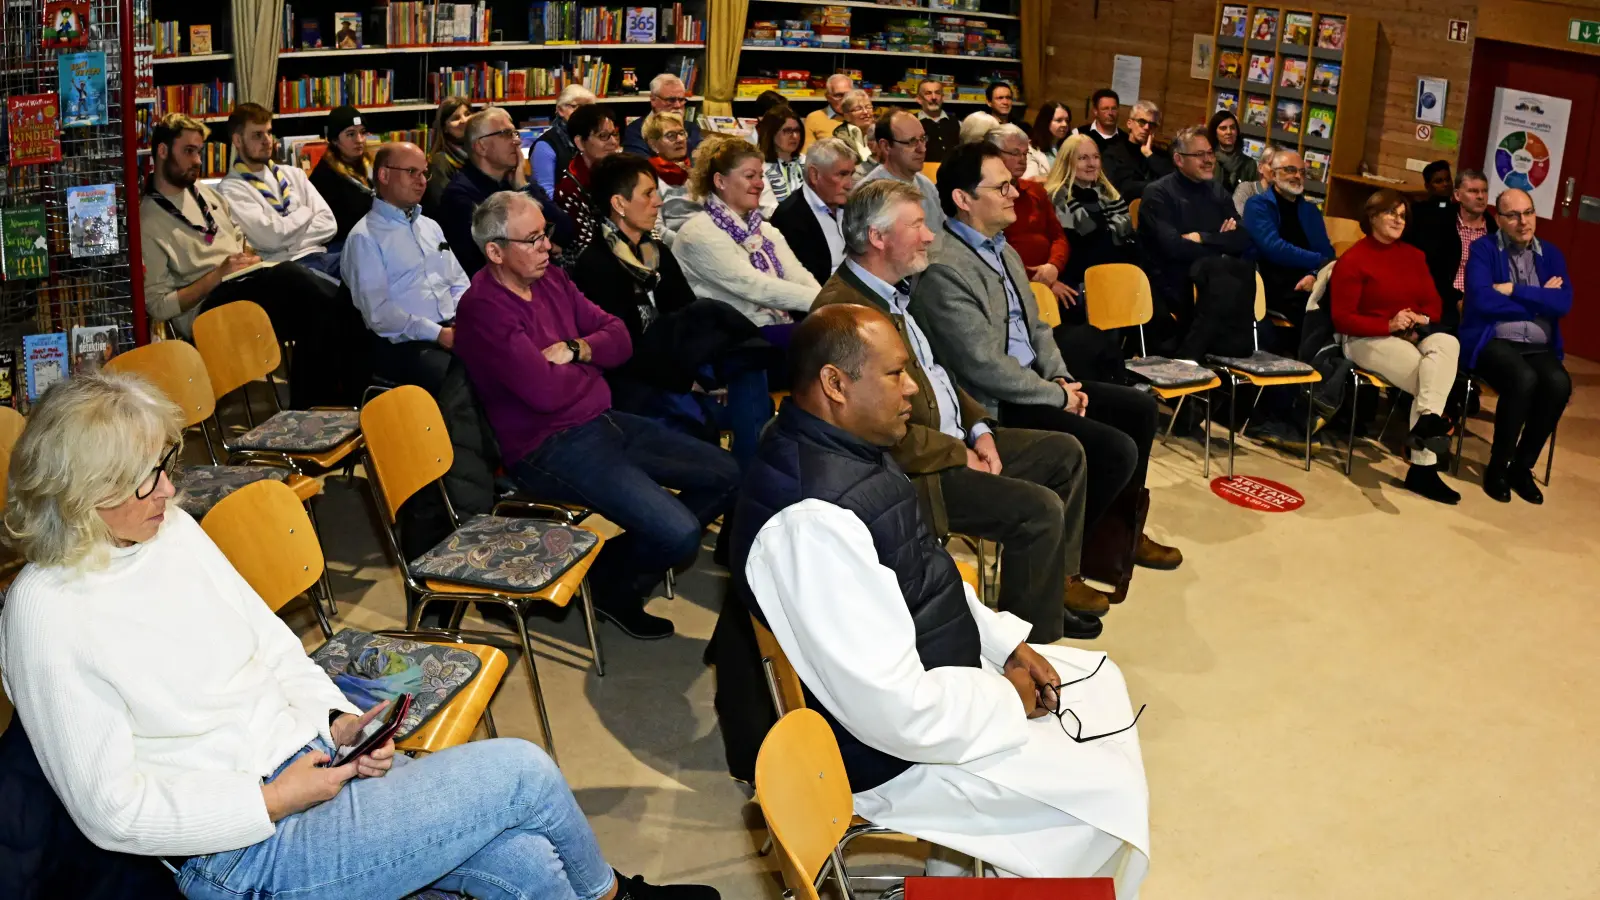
[1243,148,1334,332]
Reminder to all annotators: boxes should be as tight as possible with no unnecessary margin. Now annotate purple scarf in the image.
[705,194,785,280]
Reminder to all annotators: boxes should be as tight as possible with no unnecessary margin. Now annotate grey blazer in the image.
[909,227,1072,416]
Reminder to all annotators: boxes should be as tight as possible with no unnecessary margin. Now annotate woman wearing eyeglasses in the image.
[555,104,622,261]
[0,373,721,900]
[831,89,878,178]
[640,110,696,238]
[756,105,806,213]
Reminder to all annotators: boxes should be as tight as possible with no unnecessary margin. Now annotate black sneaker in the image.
[594,598,675,640]
[1409,413,1453,457]
[1404,464,1460,505]
[614,871,720,899]
[1508,467,1545,505]
[1062,608,1104,640]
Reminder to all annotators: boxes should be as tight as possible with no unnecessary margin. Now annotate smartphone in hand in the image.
[327,694,413,767]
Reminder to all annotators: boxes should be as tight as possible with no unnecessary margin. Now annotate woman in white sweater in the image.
[673,137,820,345]
[0,373,717,900]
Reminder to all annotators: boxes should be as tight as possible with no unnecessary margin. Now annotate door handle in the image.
[1562,176,1578,217]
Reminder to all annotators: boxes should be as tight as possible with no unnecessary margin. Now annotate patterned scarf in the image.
[765,158,805,202]
[233,160,292,215]
[437,140,469,176]
[705,194,784,279]
[601,219,663,330]
[326,150,373,192]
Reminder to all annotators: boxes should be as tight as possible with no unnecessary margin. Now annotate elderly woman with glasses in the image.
[1330,187,1462,504]
[831,89,878,177]
[640,110,697,238]
[0,373,721,900]
[555,103,622,261]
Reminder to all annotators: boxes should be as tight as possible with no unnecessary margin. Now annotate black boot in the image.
[1404,463,1460,505]
[613,870,720,899]
[1482,461,1512,503]
[1409,413,1453,458]
[1508,467,1545,505]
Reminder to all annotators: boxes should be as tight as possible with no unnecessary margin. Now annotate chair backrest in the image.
[1030,281,1061,328]
[192,300,281,400]
[921,161,940,181]
[104,340,217,428]
[1128,197,1141,230]
[360,384,453,523]
[756,708,854,900]
[1252,271,1267,322]
[1333,238,1359,258]
[1323,215,1363,245]
[1082,263,1154,331]
[0,407,24,512]
[201,478,323,614]
[751,614,807,715]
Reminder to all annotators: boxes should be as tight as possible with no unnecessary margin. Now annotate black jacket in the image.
[919,113,961,164]
[436,164,576,275]
[730,400,981,792]
[308,154,374,245]
[1101,135,1174,202]
[769,189,836,286]
[1076,123,1128,155]
[1403,199,1497,326]
[1138,171,1251,315]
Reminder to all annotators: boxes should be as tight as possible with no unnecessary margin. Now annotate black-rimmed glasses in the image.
[1041,655,1147,744]
[477,128,519,141]
[135,444,180,499]
[496,232,551,247]
[889,134,930,147]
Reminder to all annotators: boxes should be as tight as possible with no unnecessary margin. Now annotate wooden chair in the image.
[1128,198,1141,231]
[361,385,606,759]
[1082,264,1223,474]
[922,161,940,181]
[202,479,508,754]
[1210,274,1323,478]
[1030,281,1061,329]
[191,301,364,473]
[1323,215,1363,246]
[1332,238,1359,258]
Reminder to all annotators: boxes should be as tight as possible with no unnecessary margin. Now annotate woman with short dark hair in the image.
[555,104,621,261]
[757,105,806,209]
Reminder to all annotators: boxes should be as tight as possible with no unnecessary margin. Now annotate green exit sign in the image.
[1570,19,1600,45]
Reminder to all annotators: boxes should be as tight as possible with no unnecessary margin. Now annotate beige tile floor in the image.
[35,358,1600,898]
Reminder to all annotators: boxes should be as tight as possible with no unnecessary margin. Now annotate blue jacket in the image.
[623,115,703,158]
[1243,189,1334,275]
[1460,231,1571,369]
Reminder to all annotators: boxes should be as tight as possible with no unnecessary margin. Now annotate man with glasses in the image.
[308,105,376,246]
[437,107,571,275]
[217,102,341,280]
[456,191,740,640]
[913,142,1182,607]
[858,109,945,232]
[915,79,959,163]
[803,73,853,151]
[1100,100,1172,202]
[1243,149,1333,332]
[730,304,1149,887]
[1462,188,1573,504]
[622,73,702,157]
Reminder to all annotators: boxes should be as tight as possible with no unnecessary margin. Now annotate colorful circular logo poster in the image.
[1210,475,1306,512]
[1494,130,1551,192]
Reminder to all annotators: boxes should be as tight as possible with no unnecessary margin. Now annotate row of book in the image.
[528,3,698,44]
[277,70,395,111]
[1218,53,1340,95]
[1219,6,1345,51]
[427,54,622,101]
[1217,91,1337,141]
[154,80,236,118]
[0,325,126,408]
[386,2,492,46]
[278,128,432,172]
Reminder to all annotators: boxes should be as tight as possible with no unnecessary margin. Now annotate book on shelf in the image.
[42,0,90,49]
[1243,94,1268,127]
[58,51,107,127]
[1250,9,1278,42]
[1278,57,1306,91]
[1306,105,1335,139]
[1316,16,1345,50]
[1,206,49,281]
[1275,99,1302,134]
[529,2,695,44]
[154,20,181,55]
[1219,4,1246,38]
[1214,89,1238,114]
[1282,13,1312,46]
[7,94,63,167]
[0,350,15,410]
[135,48,155,100]
[1241,136,1266,160]
[69,325,118,373]
[22,333,68,404]
[1215,49,1241,80]
[1303,149,1329,182]
[1311,61,1341,94]
[385,2,490,46]
[278,70,394,111]
[301,19,323,49]
[334,12,362,49]
[190,24,212,55]
[156,81,234,117]
[66,184,118,258]
[1245,53,1272,85]
[625,7,657,43]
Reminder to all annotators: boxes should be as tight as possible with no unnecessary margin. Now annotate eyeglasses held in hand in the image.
[135,444,181,500]
[1041,655,1147,744]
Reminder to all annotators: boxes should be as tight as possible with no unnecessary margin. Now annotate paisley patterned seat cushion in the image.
[311,629,483,742]
[409,515,599,594]
[1206,351,1315,377]
[1125,356,1218,388]
[232,409,362,453]
[174,466,289,518]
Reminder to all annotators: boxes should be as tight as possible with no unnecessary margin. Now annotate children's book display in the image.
[70,324,118,372]
[58,51,107,127]
[42,0,89,48]
[7,94,63,166]
[66,184,118,258]
[23,333,68,403]
[1,207,50,281]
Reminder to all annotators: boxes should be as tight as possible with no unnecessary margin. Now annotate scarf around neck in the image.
[705,194,784,279]
[234,160,292,215]
[326,150,373,192]
[602,219,664,328]
[649,155,690,186]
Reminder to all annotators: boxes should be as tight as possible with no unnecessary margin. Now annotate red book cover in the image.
[42,0,90,49]
[7,94,63,166]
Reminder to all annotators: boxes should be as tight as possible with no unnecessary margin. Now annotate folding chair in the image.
[1128,198,1141,231]
[202,479,508,754]
[1342,365,1401,475]
[362,385,606,759]
[1082,264,1223,474]
[1031,281,1061,329]
[1449,374,1557,485]
[1323,215,1363,246]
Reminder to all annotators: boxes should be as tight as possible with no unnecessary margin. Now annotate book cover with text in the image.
[6,94,62,166]
[0,350,16,409]
[1279,57,1307,91]
[1243,94,1269,127]
[1246,53,1273,85]
[190,24,212,55]
[1311,61,1341,94]
[70,324,118,372]
[58,51,107,127]
[1283,13,1313,45]
[1214,89,1239,114]
[625,7,657,43]
[1,206,50,281]
[1219,5,1247,38]
[23,333,68,403]
[301,19,323,49]
[334,13,362,48]
[1306,105,1335,138]
[1251,9,1278,42]
[42,0,89,48]
[66,183,118,258]
[1216,50,1242,80]
[1316,16,1346,50]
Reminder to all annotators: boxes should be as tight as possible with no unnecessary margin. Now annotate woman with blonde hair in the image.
[0,372,719,900]
[423,95,473,212]
[1045,132,1137,291]
[641,110,697,236]
[831,89,877,175]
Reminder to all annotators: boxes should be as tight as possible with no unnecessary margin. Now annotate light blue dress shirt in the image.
[847,260,991,445]
[946,219,1036,368]
[340,198,470,343]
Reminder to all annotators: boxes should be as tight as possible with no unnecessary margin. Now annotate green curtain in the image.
[232,0,284,107]
[704,0,750,117]
[1020,0,1051,120]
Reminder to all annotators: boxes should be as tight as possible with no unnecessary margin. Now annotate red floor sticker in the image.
[1210,475,1306,512]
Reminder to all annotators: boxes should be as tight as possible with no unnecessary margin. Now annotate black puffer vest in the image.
[731,400,981,791]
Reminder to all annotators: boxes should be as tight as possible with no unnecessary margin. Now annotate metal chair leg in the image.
[1227,377,1238,479]
[508,603,558,760]
[481,703,498,738]
[308,579,335,640]
[304,499,339,617]
[1161,395,1185,446]
[579,577,605,677]
[1452,378,1473,476]
[1304,385,1314,471]
[1543,425,1556,486]
[1345,371,1360,476]
[664,568,675,599]
[1202,392,1213,478]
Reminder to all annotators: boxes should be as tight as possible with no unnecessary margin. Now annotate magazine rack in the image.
[1206,3,1376,213]
[1,0,143,410]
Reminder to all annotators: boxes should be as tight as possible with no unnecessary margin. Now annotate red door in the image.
[1461,39,1600,360]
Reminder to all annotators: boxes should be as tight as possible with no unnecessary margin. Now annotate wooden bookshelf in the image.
[1207,3,1376,212]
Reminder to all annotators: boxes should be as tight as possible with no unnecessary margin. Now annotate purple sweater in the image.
[455,265,633,464]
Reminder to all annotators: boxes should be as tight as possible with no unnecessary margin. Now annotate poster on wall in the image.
[1483,87,1572,217]
[1112,55,1142,107]
[1190,35,1214,80]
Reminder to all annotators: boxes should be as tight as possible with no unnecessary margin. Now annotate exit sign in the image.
[1570,19,1600,45]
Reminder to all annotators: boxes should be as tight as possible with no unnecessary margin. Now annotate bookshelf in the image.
[737,0,1024,112]
[1207,3,1376,211]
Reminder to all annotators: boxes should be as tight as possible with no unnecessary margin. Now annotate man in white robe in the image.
[739,304,1151,894]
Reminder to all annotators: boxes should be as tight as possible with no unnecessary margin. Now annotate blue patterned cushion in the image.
[1125,356,1217,388]
[409,515,599,593]
[174,466,290,518]
[232,409,361,453]
[310,629,482,741]
[1206,351,1316,377]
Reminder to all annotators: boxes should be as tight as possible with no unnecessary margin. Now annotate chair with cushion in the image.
[1323,215,1363,246]
[1083,263,1223,474]
[202,479,507,754]
[361,385,605,759]
[1332,238,1359,258]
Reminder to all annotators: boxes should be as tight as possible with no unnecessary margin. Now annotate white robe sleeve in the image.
[962,585,1033,670]
[745,499,1031,766]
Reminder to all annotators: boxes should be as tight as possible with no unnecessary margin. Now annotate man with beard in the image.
[857,109,944,232]
[1242,148,1334,332]
[217,102,341,280]
[308,105,376,247]
[915,79,959,164]
[138,113,368,408]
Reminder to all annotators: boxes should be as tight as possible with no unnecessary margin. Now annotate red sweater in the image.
[1329,235,1443,337]
[1004,179,1069,275]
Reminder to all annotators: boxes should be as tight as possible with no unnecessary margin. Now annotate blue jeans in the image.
[512,411,740,605]
[697,366,772,471]
[178,738,614,900]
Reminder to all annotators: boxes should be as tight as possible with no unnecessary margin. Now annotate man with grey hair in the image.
[455,190,739,640]
[768,136,855,284]
[1101,99,1172,201]
[623,73,702,156]
[812,179,1102,638]
[1233,143,1277,216]
[803,73,853,150]
[1242,148,1334,331]
[532,83,595,196]
[916,78,959,162]
[1405,166,1497,328]
[857,109,945,233]
[437,107,534,274]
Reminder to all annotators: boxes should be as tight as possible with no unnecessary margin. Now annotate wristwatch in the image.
[565,339,582,361]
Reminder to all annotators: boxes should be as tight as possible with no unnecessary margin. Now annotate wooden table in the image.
[903,877,1116,899]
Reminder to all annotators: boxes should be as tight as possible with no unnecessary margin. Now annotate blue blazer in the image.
[1460,232,1571,369]
[1243,190,1334,275]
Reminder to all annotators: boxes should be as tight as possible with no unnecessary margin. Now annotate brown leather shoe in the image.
[1066,578,1111,617]
[1135,534,1182,570]
[1106,580,1130,604]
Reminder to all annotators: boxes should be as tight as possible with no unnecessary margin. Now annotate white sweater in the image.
[0,508,357,856]
[673,209,821,328]
[216,162,338,264]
